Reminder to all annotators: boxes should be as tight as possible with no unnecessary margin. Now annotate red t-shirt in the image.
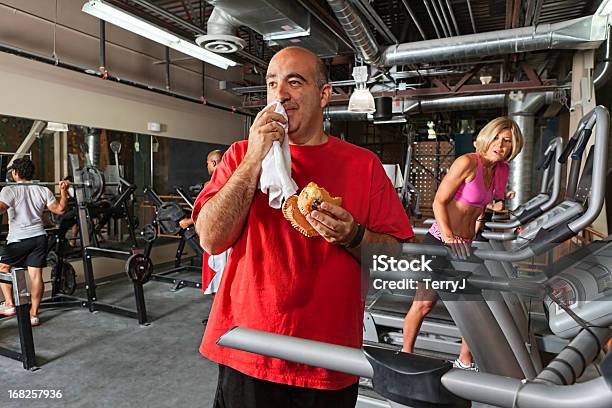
[192,135,413,390]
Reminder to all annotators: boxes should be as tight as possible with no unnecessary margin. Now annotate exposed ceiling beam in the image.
[512,0,522,28]
[532,0,544,25]
[401,0,427,40]
[241,80,560,108]
[505,0,514,29]
[466,0,477,33]
[179,0,193,23]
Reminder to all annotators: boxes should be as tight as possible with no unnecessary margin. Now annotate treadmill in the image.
[412,136,564,236]
[365,135,566,358]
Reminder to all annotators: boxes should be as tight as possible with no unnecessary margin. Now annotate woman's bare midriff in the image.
[443,199,483,240]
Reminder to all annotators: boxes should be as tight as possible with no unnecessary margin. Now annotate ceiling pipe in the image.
[351,0,398,44]
[403,94,506,114]
[195,7,245,54]
[325,105,370,121]
[422,0,442,39]
[507,91,555,208]
[207,6,242,34]
[325,94,507,121]
[381,15,609,66]
[435,0,454,36]
[401,0,427,40]
[430,0,450,37]
[326,0,380,64]
[294,0,355,52]
[326,0,609,67]
[445,0,460,35]
[466,0,477,33]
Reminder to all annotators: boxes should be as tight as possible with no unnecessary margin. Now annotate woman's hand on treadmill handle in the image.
[443,235,470,260]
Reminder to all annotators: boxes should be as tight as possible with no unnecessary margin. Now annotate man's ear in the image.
[320,83,332,109]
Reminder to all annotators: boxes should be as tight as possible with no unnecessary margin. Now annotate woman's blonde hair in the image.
[474,116,523,161]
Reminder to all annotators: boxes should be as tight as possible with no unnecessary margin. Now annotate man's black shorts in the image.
[213,364,358,408]
[0,235,47,268]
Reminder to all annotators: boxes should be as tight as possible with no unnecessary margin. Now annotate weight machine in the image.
[143,186,203,291]
[39,154,149,325]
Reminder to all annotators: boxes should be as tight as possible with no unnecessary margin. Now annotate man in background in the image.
[178,149,226,296]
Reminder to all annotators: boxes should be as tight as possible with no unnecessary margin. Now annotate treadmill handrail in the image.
[218,327,612,408]
[541,137,564,211]
[558,112,596,164]
[475,106,609,261]
[567,106,608,234]
[485,137,564,230]
[480,230,517,241]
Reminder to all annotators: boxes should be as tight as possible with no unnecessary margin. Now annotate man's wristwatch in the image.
[345,222,366,248]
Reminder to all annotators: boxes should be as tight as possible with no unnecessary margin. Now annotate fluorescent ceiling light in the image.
[82,0,237,70]
[46,122,69,132]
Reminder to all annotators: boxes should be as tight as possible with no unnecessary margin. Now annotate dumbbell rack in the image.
[40,154,148,325]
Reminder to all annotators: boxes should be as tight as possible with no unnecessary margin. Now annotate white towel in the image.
[258,101,298,209]
[204,249,230,295]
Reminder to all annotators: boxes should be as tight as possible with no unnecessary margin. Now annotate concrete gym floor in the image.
[0,269,217,408]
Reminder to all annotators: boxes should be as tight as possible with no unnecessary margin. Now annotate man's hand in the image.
[179,218,194,229]
[244,104,287,164]
[305,201,357,246]
[59,180,70,195]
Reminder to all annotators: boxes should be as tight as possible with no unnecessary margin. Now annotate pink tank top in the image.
[454,154,508,208]
[428,155,509,242]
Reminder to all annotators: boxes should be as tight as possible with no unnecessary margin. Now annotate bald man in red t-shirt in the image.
[193,46,413,408]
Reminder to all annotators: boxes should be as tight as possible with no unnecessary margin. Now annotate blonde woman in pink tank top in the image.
[402,117,524,370]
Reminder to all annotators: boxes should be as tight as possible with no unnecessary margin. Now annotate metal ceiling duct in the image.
[382,14,609,66]
[325,105,369,121]
[269,18,341,58]
[507,92,555,209]
[326,0,379,64]
[195,7,246,53]
[325,0,609,66]
[206,0,344,57]
[379,16,608,66]
[403,94,507,114]
[86,128,100,167]
[325,94,506,121]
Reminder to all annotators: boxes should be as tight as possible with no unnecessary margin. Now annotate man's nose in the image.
[276,82,291,102]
